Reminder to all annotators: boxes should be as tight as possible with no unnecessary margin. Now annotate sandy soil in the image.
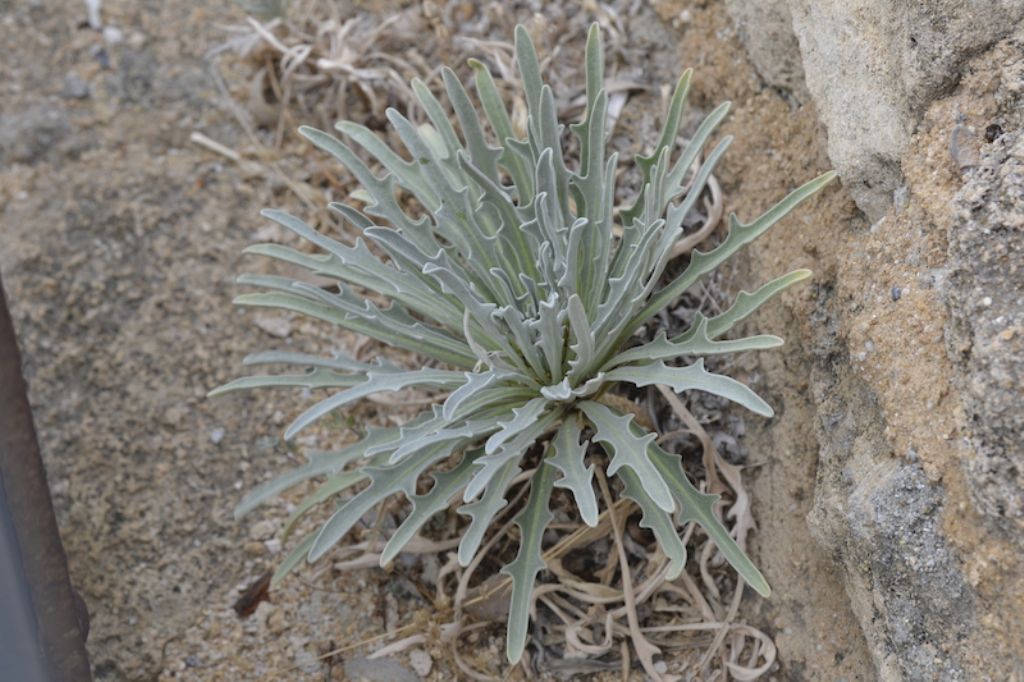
[1,1,875,679]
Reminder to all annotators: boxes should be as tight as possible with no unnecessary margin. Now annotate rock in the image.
[725,1,1024,221]
[209,427,225,445]
[343,656,419,682]
[723,0,807,99]
[248,520,277,541]
[407,649,432,677]
[103,26,124,45]
[243,541,266,558]
[253,314,292,339]
[947,108,1024,536]
[743,27,1024,681]
[809,377,974,681]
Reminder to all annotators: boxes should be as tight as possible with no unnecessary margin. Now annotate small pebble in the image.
[249,519,277,541]
[184,655,201,668]
[103,26,124,44]
[209,427,225,444]
[62,74,90,99]
[890,286,902,301]
[253,314,292,338]
[408,649,433,677]
[92,46,110,69]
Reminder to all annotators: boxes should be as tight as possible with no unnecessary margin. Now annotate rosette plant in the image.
[211,24,834,662]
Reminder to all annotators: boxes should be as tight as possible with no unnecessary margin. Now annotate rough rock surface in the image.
[947,110,1024,537]
[726,1,1024,221]
[722,0,806,99]
[740,28,1024,682]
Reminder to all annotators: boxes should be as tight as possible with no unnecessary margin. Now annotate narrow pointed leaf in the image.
[603,358,774,417]
[503,459,556,663]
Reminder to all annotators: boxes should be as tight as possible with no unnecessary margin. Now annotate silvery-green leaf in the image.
[494,304,546,378]
[334,121,438,211]
[299,126,434,238]
[514,25,544,139]
[665,100,732,194]
[234,442,378,519]
[533,293,565,379]
[565,294,595,379]
[548,417,597,526]
[380,452,479,565]
[208,368,365,397]
[577,400,674,512]
[411,78,463,163]
[387,411,504,464]
[281,470,366,539]
[457,458,520,566]
[272,532,316,586]
[604,358,773,417]
[637,171,837,322]
[648,442,770,597]
[502,459,556,663]
[234,291,476,368]
[706,269,812,339]
[443,370,506,420]
[441,67,502,182]
[307,439,461,562]
[617,467,688,579]
[241,350,392,374]
[485,397,550,455]
[466,407,562,502]
[622,70,693,224]
[467,58,533,198]
[605,315,783,369]
[284,368,465,440]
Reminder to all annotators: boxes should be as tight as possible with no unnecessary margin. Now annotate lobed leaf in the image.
[502,459,556,663]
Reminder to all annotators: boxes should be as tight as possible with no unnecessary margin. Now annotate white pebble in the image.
[103,25,123,44]
[408,649,432,677]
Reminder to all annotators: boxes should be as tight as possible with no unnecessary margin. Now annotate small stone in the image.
[249,520,277,541]
[103,26,124,45]
[243,541,266,558]
[209,427,225,444]
[264,538,281,554]
[253,314,292,338]
[62,74,90,99]
[344,656,419,682]
[161,404,187,428]
[256,601,278,627]
[408,649,432,677]
[266,606,286,634]
[184,655,201,668]
[891,286,902,301]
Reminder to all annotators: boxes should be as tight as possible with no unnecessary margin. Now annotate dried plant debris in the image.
[206,3,826,680]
